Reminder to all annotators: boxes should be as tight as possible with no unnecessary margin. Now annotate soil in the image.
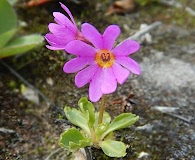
[0,0,195,159]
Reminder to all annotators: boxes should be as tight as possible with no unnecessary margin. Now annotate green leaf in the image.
[78,97,95,128]
[101,113,139,139]
[7,0,19,6]
[99,139,127,157]
[0,0,17,48]
[0,0,17,34]
[94,111,111,128]
[0,34,43,58]
[60,128,91,150]
[64,107,90,135]
[95,123,109,140]
[0,28,17,48]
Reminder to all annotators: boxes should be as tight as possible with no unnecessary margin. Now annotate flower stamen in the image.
[101,52,111,62]
[95,50,115,68]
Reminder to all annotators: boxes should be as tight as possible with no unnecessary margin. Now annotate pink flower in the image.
[63,23,141,102]
[45,3,87,50]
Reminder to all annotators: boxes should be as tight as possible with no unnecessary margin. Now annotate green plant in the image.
[46,3,141,158]
[60,97,139,157]
[0,0,43,58]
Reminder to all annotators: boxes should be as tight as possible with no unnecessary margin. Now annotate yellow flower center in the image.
[95,49,115,68]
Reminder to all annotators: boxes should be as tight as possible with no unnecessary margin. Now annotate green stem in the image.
[90,127,97,143]
[98,94,106,124]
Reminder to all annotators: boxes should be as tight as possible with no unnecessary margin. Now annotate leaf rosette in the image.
[60,97,139,158]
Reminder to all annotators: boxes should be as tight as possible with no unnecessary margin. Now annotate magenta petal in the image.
[81,23,103,49]
[46,45,65,50]
[59,2,76,26]
[112,40,140,56]
[101,68,117,94]
[45,37,66,50]
[45,33,74,50]
[75,64,98,88]
[45,33,73,46]
[48,23,63,34]
[103,25,120,50]
[112,63,130,84]
[65,40,96,56]
[116,57,141,75]
[89,68,103,102]
[63,57,94,73]
[48,23,76,36]
[53,12,76,30]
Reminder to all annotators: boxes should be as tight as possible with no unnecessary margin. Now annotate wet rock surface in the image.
[0,0,195,159]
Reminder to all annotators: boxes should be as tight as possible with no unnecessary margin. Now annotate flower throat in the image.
[95,49,115,68]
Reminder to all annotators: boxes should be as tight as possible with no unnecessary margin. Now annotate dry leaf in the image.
[106,0,136,16]
[24,0,51,7]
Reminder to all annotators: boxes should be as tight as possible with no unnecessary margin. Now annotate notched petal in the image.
[113,40,140,56]
[89,68,103,102]
[81,23,103,49]
[103,25,121,50]
[112,63,130,84]
[101,68,117,94]
[65,40,96,56]
[63,57,93,73]
[75,64,98,88]
[116,57,141,75]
